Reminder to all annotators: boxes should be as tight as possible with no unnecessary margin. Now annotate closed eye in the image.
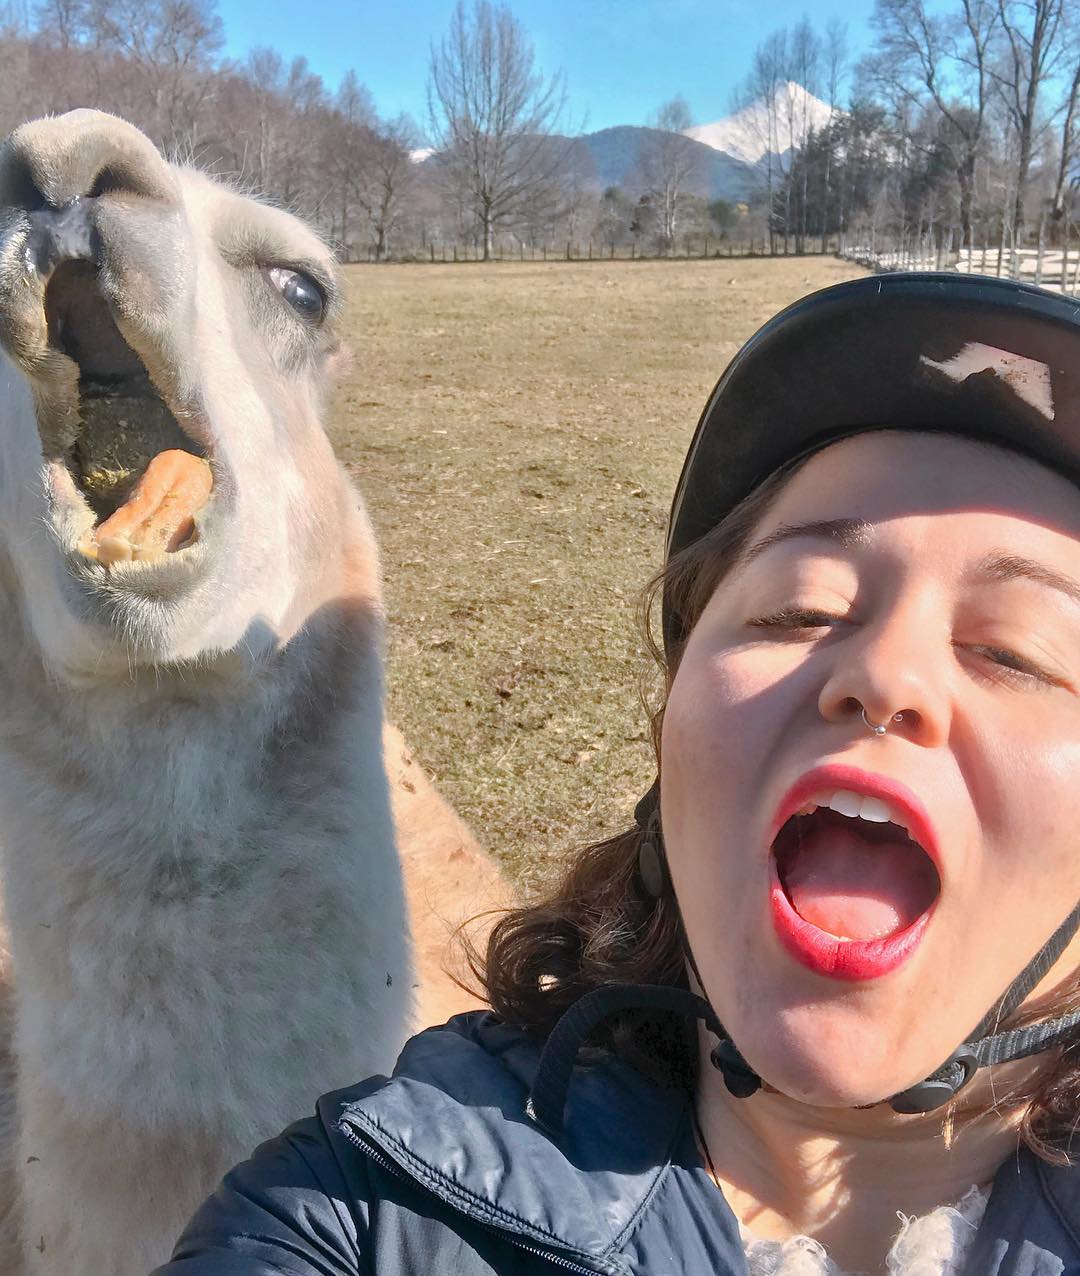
[962,644,1057,688]
[747,608,843,633]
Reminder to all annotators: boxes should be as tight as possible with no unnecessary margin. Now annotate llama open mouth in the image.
[772,806,941,941]
[43,259,212,565]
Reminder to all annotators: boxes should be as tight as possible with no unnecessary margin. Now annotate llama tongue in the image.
[80,449,212,565]
[783,821,938,940]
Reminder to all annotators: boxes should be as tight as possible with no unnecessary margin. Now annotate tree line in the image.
[788,0,1079,263]
[0,0,1077,264]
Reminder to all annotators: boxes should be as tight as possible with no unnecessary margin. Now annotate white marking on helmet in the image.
[921,343,1054,421]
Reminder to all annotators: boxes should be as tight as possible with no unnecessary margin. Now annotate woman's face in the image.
[661,430,1080,1107]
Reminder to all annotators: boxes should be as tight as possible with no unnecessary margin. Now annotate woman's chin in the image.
[730,1016,939,1112]
[758,1067,903,1111]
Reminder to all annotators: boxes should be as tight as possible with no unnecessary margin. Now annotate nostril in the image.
[1,112,178,212]
[0,156,49,213]
[88,167,128,200]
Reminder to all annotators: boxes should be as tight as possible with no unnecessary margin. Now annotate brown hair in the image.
[473,449,1080,1160]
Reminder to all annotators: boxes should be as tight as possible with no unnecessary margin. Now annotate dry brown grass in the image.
[330,256,868,896]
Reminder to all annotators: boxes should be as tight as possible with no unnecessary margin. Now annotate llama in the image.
[0,109,507,1274]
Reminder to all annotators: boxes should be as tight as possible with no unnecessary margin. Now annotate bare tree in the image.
[741,29,788,252]
[820,20,849,248]
[787,20,821,249]
[427,0,570,259]
[1047,6,1080,290]
[1051,41,1080,223]
[242,47,286,195]
[87,0,224,149]
[594,185,636,252]
[354,115,419,261]
[636,96,700,251]
[867,0,998,252]
[992,0,1066,245]
[34,0,88,47]
[0,0,28,31]
[320,69,378,254]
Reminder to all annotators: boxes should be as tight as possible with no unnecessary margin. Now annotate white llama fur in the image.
[0,109,507,1275]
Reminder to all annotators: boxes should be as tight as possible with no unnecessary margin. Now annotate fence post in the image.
[453,245,458,262]
[1035,212,1046,285]
[542,245,547,261]
[430,243,435,263]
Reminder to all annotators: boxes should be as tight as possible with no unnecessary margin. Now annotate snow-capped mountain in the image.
[686,81,835,165]
[411,84,835,202]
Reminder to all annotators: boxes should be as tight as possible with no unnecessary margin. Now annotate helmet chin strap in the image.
[593,785,1080,1120]
[527,907,1080,1136]
[684,897,1080,1116]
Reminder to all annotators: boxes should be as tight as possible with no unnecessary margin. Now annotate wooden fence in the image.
[358,237,841,264]
[839,240,1080,298]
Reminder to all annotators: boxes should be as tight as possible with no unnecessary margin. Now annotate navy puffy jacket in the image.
[153,1013,1080,1274]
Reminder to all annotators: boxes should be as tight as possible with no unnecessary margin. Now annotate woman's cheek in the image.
[968,735,1080,915]
[662,657,766,897]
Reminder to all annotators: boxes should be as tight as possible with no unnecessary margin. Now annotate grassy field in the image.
[330,256,869,896]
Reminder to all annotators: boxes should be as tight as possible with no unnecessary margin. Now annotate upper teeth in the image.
[794,790,909,833]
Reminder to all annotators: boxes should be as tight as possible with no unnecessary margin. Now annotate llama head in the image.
[0,109,364,683]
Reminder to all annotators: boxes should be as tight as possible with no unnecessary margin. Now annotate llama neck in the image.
[0,559,409,1090]
[0,534,412,1276]
[0,585,385,888]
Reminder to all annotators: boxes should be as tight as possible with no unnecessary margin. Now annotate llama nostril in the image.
[88,167,130,200]
[0,156,48,214]
[0,110,178,213]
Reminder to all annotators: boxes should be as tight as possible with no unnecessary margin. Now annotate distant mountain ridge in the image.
[413,83,836,204]
[568,125,757,201]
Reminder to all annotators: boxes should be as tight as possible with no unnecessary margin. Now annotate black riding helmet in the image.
[529,272,1080,1133]
[665,271,1080,653]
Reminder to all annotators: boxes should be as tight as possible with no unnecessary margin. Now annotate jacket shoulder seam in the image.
[345,1110,624,1272]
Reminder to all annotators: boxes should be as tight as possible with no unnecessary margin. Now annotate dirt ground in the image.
[330,256,869,897]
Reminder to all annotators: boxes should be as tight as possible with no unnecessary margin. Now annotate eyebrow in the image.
[972,553,1080,609]
[740,518,874,567]
[740,519,1080,609]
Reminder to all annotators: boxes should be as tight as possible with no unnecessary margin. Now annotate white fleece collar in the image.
[742,1184,989,1276]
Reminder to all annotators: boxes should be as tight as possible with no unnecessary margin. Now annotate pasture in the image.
[332,256,869,894]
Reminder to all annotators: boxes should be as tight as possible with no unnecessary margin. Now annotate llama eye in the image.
[267,267,325,323]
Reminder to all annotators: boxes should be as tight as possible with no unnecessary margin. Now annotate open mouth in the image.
[773,802,941,940]
[769,792,941,979]
[44,259,213,566]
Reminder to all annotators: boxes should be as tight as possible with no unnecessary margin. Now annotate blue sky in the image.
[215,0,878,138]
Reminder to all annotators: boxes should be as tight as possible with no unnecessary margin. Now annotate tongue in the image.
[782,822,938,941]
[78,449,212,565]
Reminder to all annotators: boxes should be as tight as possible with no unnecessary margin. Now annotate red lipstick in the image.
[767,764,941,981]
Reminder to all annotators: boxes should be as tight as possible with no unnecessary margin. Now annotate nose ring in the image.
[862,707,904,736]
